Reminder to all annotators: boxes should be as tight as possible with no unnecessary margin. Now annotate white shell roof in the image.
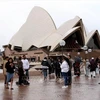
[85,30,100,45]
[50,26,81,51]
[9,6,99,52]
[57,16,81,35]
[9,6,56,51]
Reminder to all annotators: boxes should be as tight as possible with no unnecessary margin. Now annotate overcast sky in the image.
[0,0,100,50]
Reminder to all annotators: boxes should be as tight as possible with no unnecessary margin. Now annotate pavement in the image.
[0,71,100,100]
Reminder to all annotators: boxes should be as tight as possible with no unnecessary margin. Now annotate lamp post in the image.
[47,46,51,58]
[77,52,80,55]
[83,46,88,59]
[59,40,66,57]
[88,49,92,59]
[85,51,88,59]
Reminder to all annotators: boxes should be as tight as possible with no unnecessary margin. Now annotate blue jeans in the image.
[42,69,47,79]
[62,72,69,86]
[7,72,14,83]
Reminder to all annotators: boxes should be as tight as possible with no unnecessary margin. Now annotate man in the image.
[54,58,61,81]
[21,55,30,80]
[67,55,73,85]
[41,57,49,80]
[60,56,69,88]
[17,56,24,85]
[90,57,96,78]
[73,55,81,76]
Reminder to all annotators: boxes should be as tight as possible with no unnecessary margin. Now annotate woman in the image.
[5,58,15,90]
[60,56,69,88]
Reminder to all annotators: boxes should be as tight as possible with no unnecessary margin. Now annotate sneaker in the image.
[62,86,68,89]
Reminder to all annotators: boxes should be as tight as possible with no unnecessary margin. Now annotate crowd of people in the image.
[41,55,100,89]
[2,54,100,90]
[2,55,30,90]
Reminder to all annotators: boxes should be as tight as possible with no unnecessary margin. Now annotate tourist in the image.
[54,58,61,81]
[60,56,69,88]
[5,58,15,90]
[21,55,30,80]
[90,57,96,78]
[17,56,24,85]
[3,56,9,86]
[67,55,73,85]
[73,56,81,76]
[95,56,100,75]
[41,57,49,80]
[85,59,90,77]
[47,57,52,79]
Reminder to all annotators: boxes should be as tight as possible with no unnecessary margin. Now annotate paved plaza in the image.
[0,73,100,100]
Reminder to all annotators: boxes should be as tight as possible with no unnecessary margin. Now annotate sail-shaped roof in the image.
[9,6,56,51]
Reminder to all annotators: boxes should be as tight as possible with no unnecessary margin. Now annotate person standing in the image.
[41,57,49,80]
[54,58,61,81]
[3,56,9,86]
[5,58,15,90]
[21,55,30,80]
[95,56,100,75]
[60,56,69,88]
[85,59,90,77]
[73,56,81,76]
[47,57,52,79]
[90,57,96,78]
[17,56,24,85]
[67,55,73,85]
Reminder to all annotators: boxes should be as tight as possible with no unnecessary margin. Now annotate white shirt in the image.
[60,60,69,72]
[21,59,30,70]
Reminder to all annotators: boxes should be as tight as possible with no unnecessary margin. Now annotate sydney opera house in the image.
[3,6,100,61]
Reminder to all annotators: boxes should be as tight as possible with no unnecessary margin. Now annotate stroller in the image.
[21,73,30,85]
[15,66,30,85]
[16,73,30,85]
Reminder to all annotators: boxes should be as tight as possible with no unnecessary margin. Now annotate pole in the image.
[61,46,63,60]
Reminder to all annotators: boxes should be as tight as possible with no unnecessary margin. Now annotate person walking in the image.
[41,57,49,80]
[3,56,9,86]
[21,55,30,81]
[5,58,15,90]
[60,56,69,88]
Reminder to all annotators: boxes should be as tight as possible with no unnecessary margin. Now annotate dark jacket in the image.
[17,60,24,76]
[5,62,15,73]
[90,59,96,71]
[41,59,50,68]
[54,60,61,70]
